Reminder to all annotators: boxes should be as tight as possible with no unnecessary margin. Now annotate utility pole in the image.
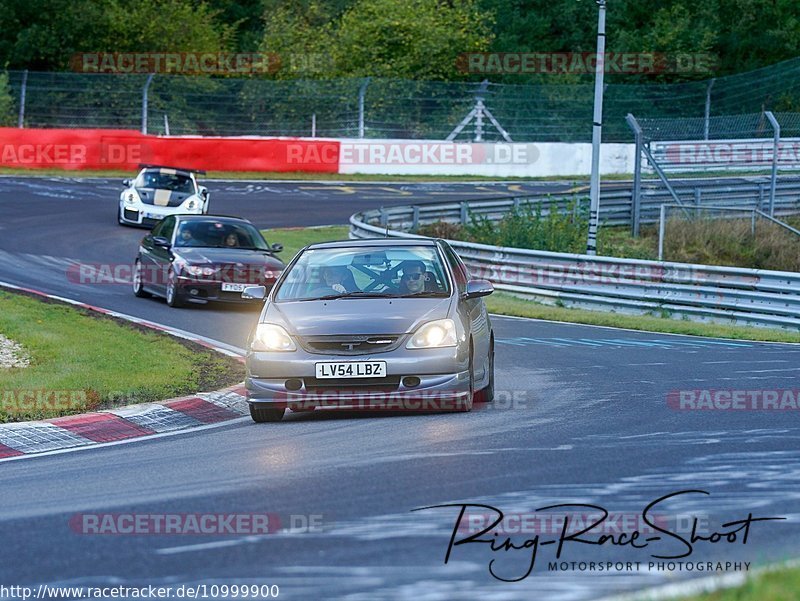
[586,0,607,255]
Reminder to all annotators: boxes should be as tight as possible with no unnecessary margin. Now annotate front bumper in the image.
[176,276,274,304]
[246,345,471,412]
[119,202,201,227]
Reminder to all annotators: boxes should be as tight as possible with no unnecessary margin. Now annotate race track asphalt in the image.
[0,176,798,600]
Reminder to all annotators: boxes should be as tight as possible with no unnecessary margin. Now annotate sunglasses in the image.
[403,272,423,280]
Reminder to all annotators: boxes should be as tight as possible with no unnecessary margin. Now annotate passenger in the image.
[223,233,239,247]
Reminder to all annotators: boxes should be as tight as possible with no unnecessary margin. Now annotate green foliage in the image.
[261,0,493,80]
[463,198,590,253]
[0,73,14,126]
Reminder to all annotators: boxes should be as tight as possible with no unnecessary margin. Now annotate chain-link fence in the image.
[4,55,800,140]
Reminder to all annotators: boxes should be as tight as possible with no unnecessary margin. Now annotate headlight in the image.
[184,265,216,277]
[406,319,457,349]
[125,192,137,205]
[252,323,296,352]
[184,198,197,210]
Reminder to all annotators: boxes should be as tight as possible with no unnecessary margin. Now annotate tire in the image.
[480,339,495,403]
[132,260,151,298]
[165,269,185,308]
[249,404,285,423]
[457,342,475,413]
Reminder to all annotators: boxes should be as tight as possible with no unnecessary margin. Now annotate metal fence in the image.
[349,201,800,331]
[5,55,800,140]
[361,177,800,233]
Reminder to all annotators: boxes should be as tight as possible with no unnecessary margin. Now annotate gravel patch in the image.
[0,334,30,369]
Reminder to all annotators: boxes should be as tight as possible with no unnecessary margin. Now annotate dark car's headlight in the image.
[406,319,457,349]
[184,265,216,277]
[252,323,296,352]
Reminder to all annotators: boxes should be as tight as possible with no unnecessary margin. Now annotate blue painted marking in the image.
[497,337,754,350]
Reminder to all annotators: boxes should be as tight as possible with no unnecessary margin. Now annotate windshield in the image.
[274,245,450,301]
[174,220,271,250]
[135,170,196,194]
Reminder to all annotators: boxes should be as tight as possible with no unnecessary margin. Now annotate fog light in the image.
[189,288,199,296]
[403,376,421,388]
[285,379,302,391]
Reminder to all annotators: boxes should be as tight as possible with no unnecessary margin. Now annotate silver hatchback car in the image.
[242,238,495,423]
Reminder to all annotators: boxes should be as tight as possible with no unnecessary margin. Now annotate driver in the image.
[397,260,427,294]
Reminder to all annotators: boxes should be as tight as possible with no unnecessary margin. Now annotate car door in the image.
[443,242,491,383]
[138,219,164,292]
[147,216,176,295]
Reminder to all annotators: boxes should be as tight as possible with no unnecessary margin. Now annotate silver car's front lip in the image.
[246,343,467,379]
[247,370,471,410]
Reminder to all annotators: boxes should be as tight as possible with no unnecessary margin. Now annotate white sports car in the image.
[118,165,210,227]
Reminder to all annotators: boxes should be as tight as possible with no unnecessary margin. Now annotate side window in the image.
[442,244,468,288]
[159,217,176,242]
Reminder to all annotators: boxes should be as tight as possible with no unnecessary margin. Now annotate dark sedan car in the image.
[133,215,284,308]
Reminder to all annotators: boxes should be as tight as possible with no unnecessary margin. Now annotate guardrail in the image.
[350,194,800,330]
[362,177,800,232]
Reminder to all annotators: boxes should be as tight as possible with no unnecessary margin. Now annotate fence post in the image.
[358,78,370,139]
[625,113,643,237]
[758,183,765,211]
[17,70,28,128]
[704,78,715,140]
[141,73,155,135]
[694,188,701,206]
[658,204,667,261]
[412,205,420,230]
[460,202,468,225]
[764,110,780,216]
[311,113,316,138]
[163,113,170,136]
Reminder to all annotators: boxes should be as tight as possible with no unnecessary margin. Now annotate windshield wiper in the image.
[303,291,392,301]
[385,291,448,298]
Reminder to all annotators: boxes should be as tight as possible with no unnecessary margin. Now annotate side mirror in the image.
[464,279,494,300]
[242,285,267,300]
[199,186,208,198]
[152,236,171,249]
[270,243,283,253]
[123,179,131,187]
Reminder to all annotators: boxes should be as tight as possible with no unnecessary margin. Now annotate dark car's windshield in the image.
[274,245,450,301]
[174,220,271,250]
[135,170,196,194]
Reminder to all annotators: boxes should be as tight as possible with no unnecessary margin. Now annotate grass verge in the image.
[263,226,800,343]
[0,289,244,422]
[680,565,800,600]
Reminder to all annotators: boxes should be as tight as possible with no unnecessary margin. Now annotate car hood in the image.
[267,297,453,336]
[134,187,193,207]
[177,247,284,270]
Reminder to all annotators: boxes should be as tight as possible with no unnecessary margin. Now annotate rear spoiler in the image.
[138,164,207,175]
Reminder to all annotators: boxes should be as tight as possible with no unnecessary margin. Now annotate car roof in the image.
[139,166,194,177]
[307,238,439,250]
[175,214,252,224]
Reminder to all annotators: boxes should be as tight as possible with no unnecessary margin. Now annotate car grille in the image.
[303,376,401,392]
[300,335,400,355]
[123,209,139,221]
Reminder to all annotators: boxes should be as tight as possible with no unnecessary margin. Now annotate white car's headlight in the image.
[124,192,137,205]
[184,198,197,210]
[252,323,296,352]
[406,319,457,349]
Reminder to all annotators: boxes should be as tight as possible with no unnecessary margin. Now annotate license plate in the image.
[222,282,248,292]
[315,361,387,379]
[143,212,156,219]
